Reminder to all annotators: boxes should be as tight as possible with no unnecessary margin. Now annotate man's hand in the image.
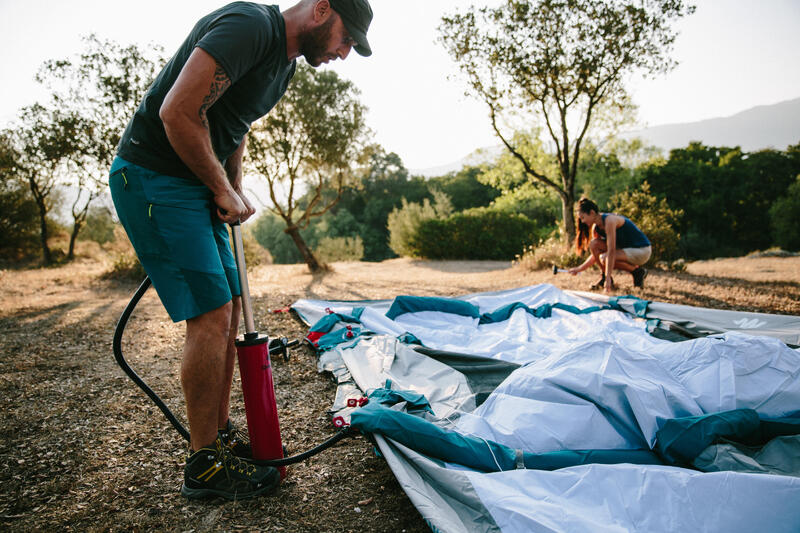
[237,191,256,223]
[214,189,247,224]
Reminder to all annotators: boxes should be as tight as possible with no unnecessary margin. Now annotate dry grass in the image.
[1,253,798,531]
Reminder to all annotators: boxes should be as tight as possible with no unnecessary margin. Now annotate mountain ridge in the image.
[411,97,800,177]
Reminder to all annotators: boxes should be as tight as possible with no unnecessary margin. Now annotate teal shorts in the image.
[109,157,240,322]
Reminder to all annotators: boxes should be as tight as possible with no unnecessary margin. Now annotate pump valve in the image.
[269,337,300,362]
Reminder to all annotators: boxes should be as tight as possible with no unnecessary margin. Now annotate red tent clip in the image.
[325,307,333,314]
[332,416,349,428]
[357,397,369,407]
[347,398,358,407]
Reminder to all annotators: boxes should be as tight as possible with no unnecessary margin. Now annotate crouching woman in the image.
[568,198,651,293]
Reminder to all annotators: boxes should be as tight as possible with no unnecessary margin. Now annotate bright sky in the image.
[1,0,798,170]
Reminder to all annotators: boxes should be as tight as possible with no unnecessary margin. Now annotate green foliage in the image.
[576,142,646,210]
[770,177,800,251]
[607,182,683,263]
[79,206,116,245]
[387,192,452,257]
[333,148,430,261]
[0,182,39,260]
[488,182,561,230]
[252,212,305,264]
[514,233,583,271]
[429,166,501,212]
[315,236,364,263]
[104,252,147,281]
[644,142,800,257]
[412,208,540,260]
[0,134,39,260]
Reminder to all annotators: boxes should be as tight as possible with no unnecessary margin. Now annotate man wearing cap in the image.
[108,0,372,501]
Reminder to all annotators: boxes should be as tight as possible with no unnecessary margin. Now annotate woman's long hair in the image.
[575,198,600,253]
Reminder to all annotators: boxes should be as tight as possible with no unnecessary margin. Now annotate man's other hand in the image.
[215,190,247,224]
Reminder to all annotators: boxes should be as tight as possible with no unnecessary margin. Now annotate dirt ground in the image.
[1,254,799,532]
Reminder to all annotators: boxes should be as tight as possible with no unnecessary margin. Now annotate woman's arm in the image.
[569,254,596,274]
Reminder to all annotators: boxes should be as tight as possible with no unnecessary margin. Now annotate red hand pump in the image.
[231,223,286,479]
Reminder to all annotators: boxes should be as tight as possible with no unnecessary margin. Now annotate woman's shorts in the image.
[109,157,240,323]
[622,246,652,266]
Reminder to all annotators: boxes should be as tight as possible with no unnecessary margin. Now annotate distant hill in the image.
[619,97,800,153]
[412,98,800,177]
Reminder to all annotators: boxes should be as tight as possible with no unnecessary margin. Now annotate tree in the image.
[334,147,430,261]
[0,131,39,260]
[34,35,165,260]
[438,0,694,243]
[770,177,800,252]
[246,63,369,273]
[644,142,800,257]
[11,105,89,264]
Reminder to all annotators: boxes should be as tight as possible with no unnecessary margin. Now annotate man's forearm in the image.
[163,114,234,196]
[225,136,246,192]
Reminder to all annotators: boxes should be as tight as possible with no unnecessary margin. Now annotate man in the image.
[109,0,372,501]
[568,198,651,293]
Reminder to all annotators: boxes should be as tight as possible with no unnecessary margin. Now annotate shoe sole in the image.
[180,469,280,501]
[634,269,648,288]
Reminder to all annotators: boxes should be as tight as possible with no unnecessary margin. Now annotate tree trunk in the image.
[67,222,81,260]
[31,187,52,265]
[286,226,322,273]
[561,191,577,246]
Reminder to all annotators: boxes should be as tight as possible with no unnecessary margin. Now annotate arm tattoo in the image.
[199,65,231,130]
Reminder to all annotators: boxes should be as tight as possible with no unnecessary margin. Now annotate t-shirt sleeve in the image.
[195,10,271,84]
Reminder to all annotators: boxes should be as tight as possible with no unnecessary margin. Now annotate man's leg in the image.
[218,296,241,428]
[182,301,232,452]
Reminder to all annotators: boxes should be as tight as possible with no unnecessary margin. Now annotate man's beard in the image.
[299,17,335,67]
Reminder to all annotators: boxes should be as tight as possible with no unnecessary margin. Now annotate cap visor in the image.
[353,31,371,56]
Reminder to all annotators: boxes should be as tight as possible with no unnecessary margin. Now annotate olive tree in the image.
[35,35,165,259]
[438,0,694,243]
[246,63,369,273]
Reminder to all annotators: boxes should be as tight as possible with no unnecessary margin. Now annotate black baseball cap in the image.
[329,0,373,57]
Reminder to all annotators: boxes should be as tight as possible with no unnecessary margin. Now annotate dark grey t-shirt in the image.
[117,2,296,178]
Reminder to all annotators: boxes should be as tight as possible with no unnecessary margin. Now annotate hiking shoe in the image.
[181,437,279,501]
[590,274,606,290]
[632,267,648,288]
[219,419,252,458]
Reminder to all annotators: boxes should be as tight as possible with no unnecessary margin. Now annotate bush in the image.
[607,181,683,263]
[514,231,583,271]
[387,191,452,257]
[770,178,800,251]
[104,251,147,281]
[411,208,539,260]
[0,182,39,261]
[315,236,364,262]
[242,228,271,267]
[80,206,116,245]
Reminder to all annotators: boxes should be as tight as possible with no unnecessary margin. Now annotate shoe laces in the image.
[215,438,257,478]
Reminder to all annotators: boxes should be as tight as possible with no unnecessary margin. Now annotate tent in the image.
[292,285,800,533]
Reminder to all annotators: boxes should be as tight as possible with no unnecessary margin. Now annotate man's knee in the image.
[187,300,233,339]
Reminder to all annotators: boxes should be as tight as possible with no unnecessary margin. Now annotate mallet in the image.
[552,265,570,275]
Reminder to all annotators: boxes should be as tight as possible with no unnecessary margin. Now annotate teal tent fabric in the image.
[386,296,481,321]
[656,408,800,467]
[478,301,619,324]
[351,387,662,473]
